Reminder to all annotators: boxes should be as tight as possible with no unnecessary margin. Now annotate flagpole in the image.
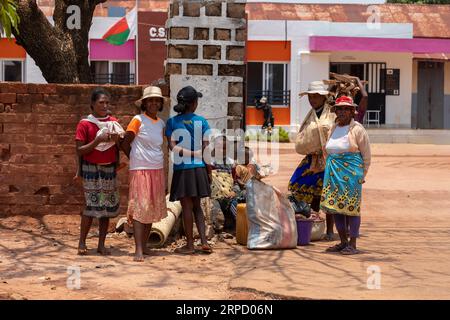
[135,0,139,85]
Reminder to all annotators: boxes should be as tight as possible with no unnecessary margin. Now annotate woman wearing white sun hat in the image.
[288,81,337,240]
[120,86,168,262]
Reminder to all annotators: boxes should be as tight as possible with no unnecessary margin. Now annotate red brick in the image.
[11,103,32,113]
[0,103,4,112]
[32,103,78,114]
[31,94,44,103]
[0,113,35,123]
[43,94,66,104]
[10,154,48,164]
[11,143,75,155]
[27,84,40,94]
[51,135,74,145]
[0,83,28,94]
[17,94,32,104]
[0,93,16,104]
[37,84,57,94]
[35,114,80,124]
[49,194,68,205]
[25,134,55,145]
[0,134,26,144]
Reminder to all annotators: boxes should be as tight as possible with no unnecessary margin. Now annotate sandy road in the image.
[1,144,450,299]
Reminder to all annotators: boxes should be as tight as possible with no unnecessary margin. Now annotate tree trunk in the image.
[12,0,106,84]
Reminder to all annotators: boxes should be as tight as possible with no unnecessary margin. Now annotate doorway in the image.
[330,62,387,124]
[417,61,444,129]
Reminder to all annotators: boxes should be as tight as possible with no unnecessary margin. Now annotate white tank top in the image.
[325,125,350,154]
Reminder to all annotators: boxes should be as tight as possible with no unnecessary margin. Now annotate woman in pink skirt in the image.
[121,86,167,261]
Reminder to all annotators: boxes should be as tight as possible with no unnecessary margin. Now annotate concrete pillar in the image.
[165,0,247,132]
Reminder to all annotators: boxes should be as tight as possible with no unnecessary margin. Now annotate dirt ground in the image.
[1,143,450,300]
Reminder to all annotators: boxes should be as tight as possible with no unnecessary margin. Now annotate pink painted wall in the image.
[90,39,135,60]
[310,36,450,54]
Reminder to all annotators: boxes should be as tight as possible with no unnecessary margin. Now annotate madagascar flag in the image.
[102,7,137,46]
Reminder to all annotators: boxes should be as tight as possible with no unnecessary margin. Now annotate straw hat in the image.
[135,86,164,107]
[299,81,330,97]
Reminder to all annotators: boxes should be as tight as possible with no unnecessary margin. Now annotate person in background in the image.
[256,97,274,130]
[75,88,121,256]
[321,96,371,255]
[165,86,213,255]
[120,86,168,262]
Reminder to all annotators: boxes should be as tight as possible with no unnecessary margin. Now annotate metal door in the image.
[417,61,444,129]
[365,62,386,124]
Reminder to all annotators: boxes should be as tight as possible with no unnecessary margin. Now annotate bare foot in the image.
[133,253,145,262]
[77,244,88,255]
[97,247,111,256]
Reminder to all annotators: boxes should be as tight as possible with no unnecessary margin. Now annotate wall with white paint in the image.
[25,54,47,84]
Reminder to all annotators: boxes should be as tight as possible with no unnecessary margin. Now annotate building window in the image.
[1,60,23,82]
[247,62,290,106]
[90,60,135,85]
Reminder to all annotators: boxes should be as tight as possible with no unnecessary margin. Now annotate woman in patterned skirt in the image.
[75,88,121,255]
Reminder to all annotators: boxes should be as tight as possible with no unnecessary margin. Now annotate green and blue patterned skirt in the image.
[82,160,120,219]
[320,152,364,217]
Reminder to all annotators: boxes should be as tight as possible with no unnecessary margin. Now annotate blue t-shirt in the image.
[165,113,211,171]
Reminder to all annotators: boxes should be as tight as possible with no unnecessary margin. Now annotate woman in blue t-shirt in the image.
[165,86,212,255]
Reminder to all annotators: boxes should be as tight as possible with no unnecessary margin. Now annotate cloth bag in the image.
[295,104,334,156]
[246,178,297,249]
[81,114,125,151]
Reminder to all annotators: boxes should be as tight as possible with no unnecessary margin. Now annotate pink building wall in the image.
[90,39,135,60]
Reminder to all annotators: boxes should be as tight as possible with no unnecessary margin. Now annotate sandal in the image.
[340,246,361,255]
[324,233,335,241]
[77,245,88,255]
[195,244,213,254]
[174,246,195,255]
[325,243,348,253]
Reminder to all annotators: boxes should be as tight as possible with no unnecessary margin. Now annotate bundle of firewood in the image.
[325,72,368,100]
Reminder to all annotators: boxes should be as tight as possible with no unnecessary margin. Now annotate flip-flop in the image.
[325,243,347,253]
[195,244,213,254]
[324,233,335,241]
[174,246,195,255]
[77,247,88,255]
[340,246,361,255]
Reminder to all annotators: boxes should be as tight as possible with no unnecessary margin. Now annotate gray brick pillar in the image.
[165,0,247,131]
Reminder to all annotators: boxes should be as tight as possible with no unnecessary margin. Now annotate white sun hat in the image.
[135,86,164,107]
[299,81,330,97]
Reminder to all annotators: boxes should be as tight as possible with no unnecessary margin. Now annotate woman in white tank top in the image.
[120,86,168,262]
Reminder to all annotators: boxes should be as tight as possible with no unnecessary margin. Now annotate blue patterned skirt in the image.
[82,160,120,219]
[288,155,324,210]
[320,152,364,217]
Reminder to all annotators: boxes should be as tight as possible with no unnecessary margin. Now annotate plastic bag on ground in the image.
[246,178,297,249]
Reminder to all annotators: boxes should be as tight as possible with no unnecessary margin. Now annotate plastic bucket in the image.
[296,219,313,246]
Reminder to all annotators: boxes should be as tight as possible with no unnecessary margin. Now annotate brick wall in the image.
[0,82,169,217]
[165,0,247,131]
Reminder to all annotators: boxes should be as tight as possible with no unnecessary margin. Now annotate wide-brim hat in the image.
[299,81,330,97]
[135,86,164,107]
